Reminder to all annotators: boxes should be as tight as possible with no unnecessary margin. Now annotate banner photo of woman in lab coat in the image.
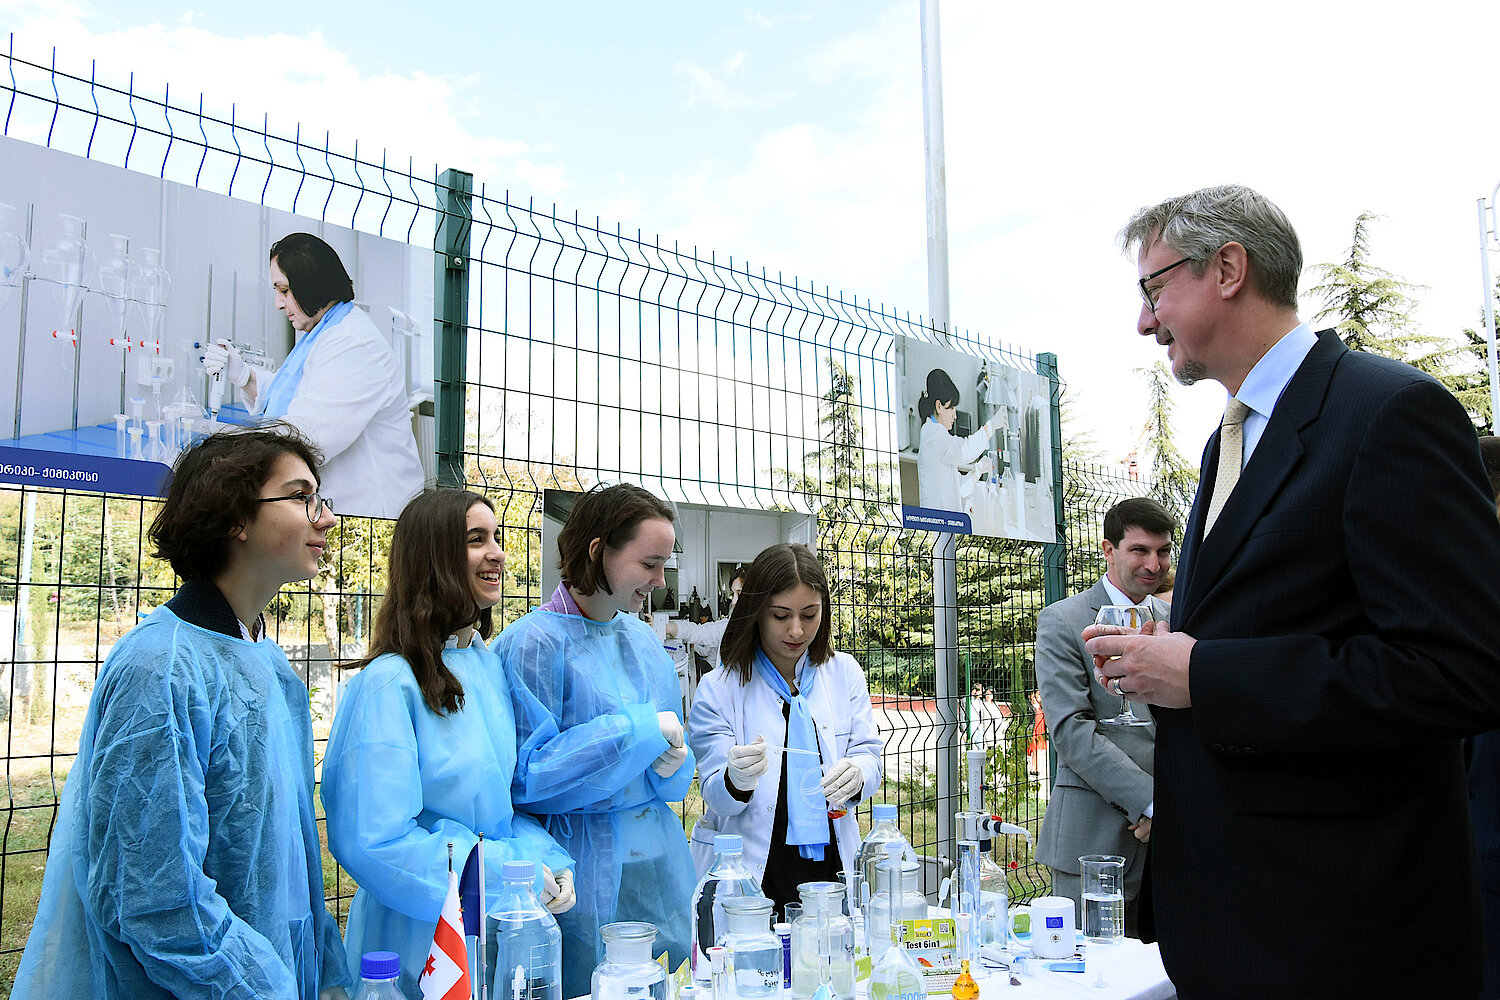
[0,136,435,517]
[893,333,1058,543]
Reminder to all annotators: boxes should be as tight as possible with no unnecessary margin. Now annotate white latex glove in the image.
[649,615,668,642]
[726,737,770,791]
[658,710,684,748]
[651,742,689,778]
[541,866,577,914]
[983,411,1007,438]
[820,758,865,807]
[201,339,250,388]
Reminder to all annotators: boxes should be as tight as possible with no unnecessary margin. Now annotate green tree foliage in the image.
[1307,212,1449,371]
[1447,280,1499,434]
[1136,362,1199,511]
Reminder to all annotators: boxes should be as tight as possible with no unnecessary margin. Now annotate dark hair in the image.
[728,566,747,590]
[1479,436,1500,502]
[720,543,833,683]
[149,425,323,581]
[557,483,676,596]
[269,232,355,317]
[917,368,960,422]
[347,489,496,715]
[1155,566,1176,594]
[1102,496,1179,546]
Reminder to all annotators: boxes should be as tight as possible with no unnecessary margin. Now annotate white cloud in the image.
[0,5,560,196]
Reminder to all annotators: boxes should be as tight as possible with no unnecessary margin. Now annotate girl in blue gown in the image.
[322,489,574,998]
[495,484,696,998]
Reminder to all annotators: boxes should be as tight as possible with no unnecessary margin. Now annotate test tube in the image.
[114,413,128,458]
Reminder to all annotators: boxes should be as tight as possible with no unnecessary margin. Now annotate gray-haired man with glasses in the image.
[1084,184,1500,999]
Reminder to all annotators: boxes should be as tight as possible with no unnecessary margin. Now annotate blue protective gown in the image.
[320,638,573,999]
[11,605,349,1000]
[494,608,697,999]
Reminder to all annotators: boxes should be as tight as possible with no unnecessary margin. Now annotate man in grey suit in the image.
[1035,496,1176,934]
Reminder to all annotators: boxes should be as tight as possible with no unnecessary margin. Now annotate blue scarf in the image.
[262,300,354,418]
[754,647,828,860]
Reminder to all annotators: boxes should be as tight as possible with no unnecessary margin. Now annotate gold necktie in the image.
[1202,398,1251,537]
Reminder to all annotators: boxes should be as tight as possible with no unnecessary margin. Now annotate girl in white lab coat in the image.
[686,543,883,912]
[916,367,1003,513]
[202,233,424,519]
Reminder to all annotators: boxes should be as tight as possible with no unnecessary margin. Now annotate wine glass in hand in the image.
[1095,604,1153,727]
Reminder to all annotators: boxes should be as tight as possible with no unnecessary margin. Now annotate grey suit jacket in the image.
[1034,580,1164,895]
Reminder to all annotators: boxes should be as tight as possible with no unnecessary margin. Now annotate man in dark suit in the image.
[1035,497,1176,935]
[1087,185,1500,998]
[1469,435,1500,1000]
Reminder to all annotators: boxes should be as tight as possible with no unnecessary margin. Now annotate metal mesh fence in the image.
[0,41,1185,983]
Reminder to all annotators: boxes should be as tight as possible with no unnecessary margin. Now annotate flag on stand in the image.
[420,870,472,1000]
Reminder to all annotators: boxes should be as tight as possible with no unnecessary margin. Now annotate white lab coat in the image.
[245,306,424,519]
[917,416,992,512]
[686,650,883,881]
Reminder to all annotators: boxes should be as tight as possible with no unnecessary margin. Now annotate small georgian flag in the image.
[420,870,472,1000]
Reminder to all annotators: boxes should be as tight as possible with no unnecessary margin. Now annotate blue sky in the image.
[7,0,1500,464]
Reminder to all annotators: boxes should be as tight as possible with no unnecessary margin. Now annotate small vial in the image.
[774,921,792,989]
[114,413,128,457]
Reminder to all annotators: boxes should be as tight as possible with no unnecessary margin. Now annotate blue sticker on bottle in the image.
[1046,916,1064,928]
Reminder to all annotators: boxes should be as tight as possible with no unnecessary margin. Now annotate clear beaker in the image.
[1080,854,1126,945]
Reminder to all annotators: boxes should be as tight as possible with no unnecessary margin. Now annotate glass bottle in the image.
[488,859,563,1000]
[790,881,854,1000]
[868,921,925,1000]
[690,833,765,986]
[856,804,912,894]
[590,922,668,1000]
[720,896,780,999]
[351,951,404,1000]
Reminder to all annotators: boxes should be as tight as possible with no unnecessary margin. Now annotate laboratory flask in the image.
[690,833,765,986]
[488,860,563,1000]
[591,921,669,1000]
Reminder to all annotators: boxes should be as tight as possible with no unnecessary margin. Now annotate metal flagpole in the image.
[1477,187,1500,428]
[920,0,960,883]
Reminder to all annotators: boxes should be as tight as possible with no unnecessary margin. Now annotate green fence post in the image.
[434,168,473,488]
[1037,351,1066,792]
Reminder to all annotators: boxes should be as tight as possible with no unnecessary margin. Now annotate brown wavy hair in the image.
[149,424,322,581]
[719,543,832,683]
[345,489,496,714]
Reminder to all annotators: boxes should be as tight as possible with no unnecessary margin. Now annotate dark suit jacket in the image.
[1153,330,1500,999]
[1469,731,1500,999]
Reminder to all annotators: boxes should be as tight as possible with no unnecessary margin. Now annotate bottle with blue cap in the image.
[856,804,913,899]
[689,833,766,986]
[352,951,403,1000]
[490,859,563,1000]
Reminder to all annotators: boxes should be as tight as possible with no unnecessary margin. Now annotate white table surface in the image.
[973,937,1175,999]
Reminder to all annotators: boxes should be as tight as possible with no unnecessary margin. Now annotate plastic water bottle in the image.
[489,859,563,1000]
[690,834,765,986]
[351,951,404,1000]
[856,804,913,895]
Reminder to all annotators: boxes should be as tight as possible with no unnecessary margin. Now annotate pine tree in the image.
[1136,362,1199,511]
[1307,212,1450,372]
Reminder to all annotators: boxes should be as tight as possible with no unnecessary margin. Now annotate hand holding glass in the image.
[1094,605,1153,726]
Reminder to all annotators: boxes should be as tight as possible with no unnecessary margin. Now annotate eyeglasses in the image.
[1138,257,1192,315]
[257,491,333,523]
